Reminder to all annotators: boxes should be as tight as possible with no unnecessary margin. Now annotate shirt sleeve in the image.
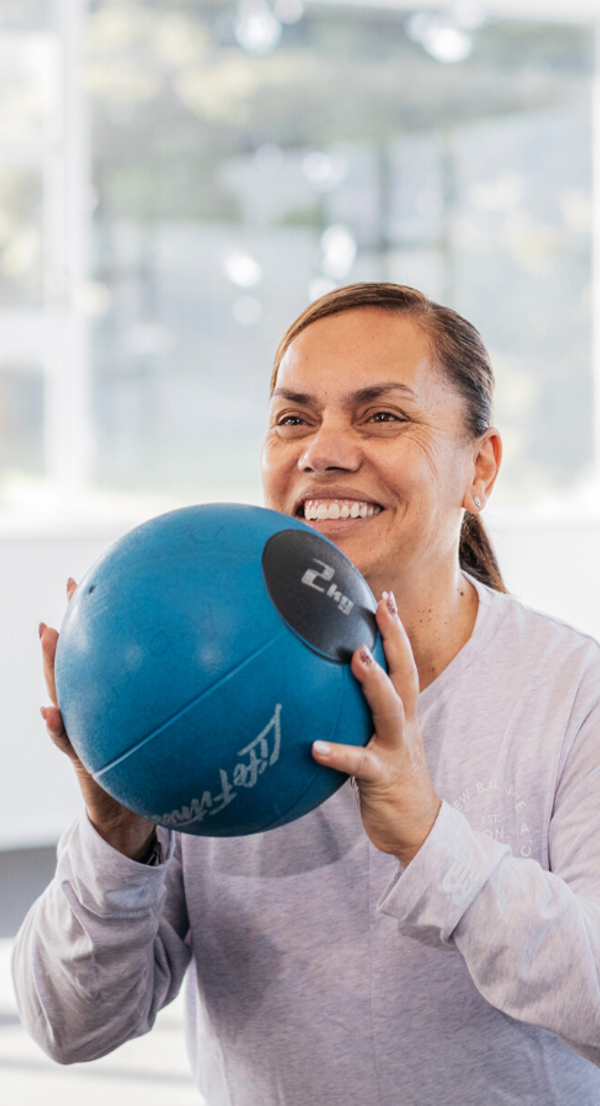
[11,810,192,1065]
[378,701,600,1067]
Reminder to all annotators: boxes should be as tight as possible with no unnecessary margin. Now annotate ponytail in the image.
[459,513,506,593]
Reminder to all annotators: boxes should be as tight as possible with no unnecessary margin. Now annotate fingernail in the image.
[382,590,389,600]
[313,740,331,756]
[387,591,398,616]
[67,577,75,595]
[360,644,374,666]
[38,622,45,638]
[40,706,47,720]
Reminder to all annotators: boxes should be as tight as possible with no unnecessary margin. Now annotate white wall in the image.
[1,515,599,850]
[0,527,125,850]
[488,517,600,639]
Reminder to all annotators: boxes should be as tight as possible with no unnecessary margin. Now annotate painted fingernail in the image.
[387,591,398,616]
[313,741,331,755]
[360,644,374,666]
[38,622,45,638]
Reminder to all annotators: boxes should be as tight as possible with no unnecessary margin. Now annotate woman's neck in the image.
[373,561,479,692]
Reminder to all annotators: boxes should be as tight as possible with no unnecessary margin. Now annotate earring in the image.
[474,497,482,508]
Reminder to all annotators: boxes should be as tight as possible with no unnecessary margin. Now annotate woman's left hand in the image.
[312,592,441,867]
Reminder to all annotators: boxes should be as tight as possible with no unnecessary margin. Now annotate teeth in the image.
[303,499,382,522]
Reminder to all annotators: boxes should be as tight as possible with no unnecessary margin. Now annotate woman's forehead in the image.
[276,308,441,398]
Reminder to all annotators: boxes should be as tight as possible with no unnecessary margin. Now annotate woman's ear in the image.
[463,428,502,513]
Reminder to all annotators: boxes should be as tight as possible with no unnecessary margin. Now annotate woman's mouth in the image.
[300,499,383,521]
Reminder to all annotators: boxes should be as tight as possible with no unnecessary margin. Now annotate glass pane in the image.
[0,365,44,507]
[453,105,592,503]
[387,104,593,504]
[0,22,55,142]
[87,3,594,506]
[0,166,43,308]
[0,1,48,33]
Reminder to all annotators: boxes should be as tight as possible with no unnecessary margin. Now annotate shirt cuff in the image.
[56,810,175,919]
[377,800,510,945]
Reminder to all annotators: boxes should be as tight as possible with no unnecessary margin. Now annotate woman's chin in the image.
[310,522,390,586]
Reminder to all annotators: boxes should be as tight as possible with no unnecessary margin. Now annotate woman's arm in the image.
[12,586,192,1063]
[12,815,192,1064]
[39,581,157,862]
[377,761,600,1064]
[313,594,600,1062]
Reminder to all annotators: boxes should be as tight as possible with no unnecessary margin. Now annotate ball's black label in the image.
[262,529,377,663]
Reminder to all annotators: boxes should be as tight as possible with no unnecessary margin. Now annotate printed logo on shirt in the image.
[450,777,534,860]
[442,844,482,906]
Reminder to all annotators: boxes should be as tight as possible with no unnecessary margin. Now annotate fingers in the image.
[40,705,79,763]
[375,591,419,711]
[314,593,419,771]
[350,643,406,753]
[39,578,77,704]
[39,623,59,706]
[39,590,73,756]
[313,633,409,776]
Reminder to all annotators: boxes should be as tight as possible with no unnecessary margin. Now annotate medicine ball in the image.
[55,503,385,836]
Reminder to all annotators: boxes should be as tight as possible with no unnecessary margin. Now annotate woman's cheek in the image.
[261,440,294,504]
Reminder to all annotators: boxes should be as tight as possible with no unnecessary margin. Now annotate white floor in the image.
[0,939,204,1105]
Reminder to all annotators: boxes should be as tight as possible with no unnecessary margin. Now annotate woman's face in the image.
[261,307,488,590]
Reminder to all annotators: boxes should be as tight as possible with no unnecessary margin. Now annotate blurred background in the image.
[1,0,600,1099]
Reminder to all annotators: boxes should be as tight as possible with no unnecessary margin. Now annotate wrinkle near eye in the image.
[406,424,465,480]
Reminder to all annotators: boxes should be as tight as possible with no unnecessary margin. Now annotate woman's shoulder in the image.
[474,576,600,676]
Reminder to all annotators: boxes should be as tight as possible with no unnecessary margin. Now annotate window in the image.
[0,1,596,515]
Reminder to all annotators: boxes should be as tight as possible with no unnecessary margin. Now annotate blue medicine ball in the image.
[55,504,385,836]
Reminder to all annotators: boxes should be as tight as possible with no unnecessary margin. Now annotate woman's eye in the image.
[369,411,404,423]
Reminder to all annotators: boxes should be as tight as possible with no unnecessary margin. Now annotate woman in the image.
[14,284,600,1103]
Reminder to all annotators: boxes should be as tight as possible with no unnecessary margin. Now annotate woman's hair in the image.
[271,282,506,593]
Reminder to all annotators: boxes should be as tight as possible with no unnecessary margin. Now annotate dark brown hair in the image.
[271,282,506,593]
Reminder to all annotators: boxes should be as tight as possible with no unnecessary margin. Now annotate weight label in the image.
[262,528,377,662]
[301,559,354,615]
[159,704,282,828]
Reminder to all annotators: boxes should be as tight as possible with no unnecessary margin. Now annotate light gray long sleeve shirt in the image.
[12,580,600,1103]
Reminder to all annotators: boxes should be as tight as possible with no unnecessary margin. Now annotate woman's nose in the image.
[298,423,362,474]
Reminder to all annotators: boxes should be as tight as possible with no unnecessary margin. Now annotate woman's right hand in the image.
[39,578,157,862]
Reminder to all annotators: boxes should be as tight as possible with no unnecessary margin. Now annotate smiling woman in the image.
[13,283,600,1105]
[262,283,504,693]
[266,282,505,593]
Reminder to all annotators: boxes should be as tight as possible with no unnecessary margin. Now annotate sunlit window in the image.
[0,1,596,517]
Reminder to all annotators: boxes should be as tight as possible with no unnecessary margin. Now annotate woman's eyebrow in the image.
[271,382,417,406]
[271,388,313,403]
[351,383,416,403]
